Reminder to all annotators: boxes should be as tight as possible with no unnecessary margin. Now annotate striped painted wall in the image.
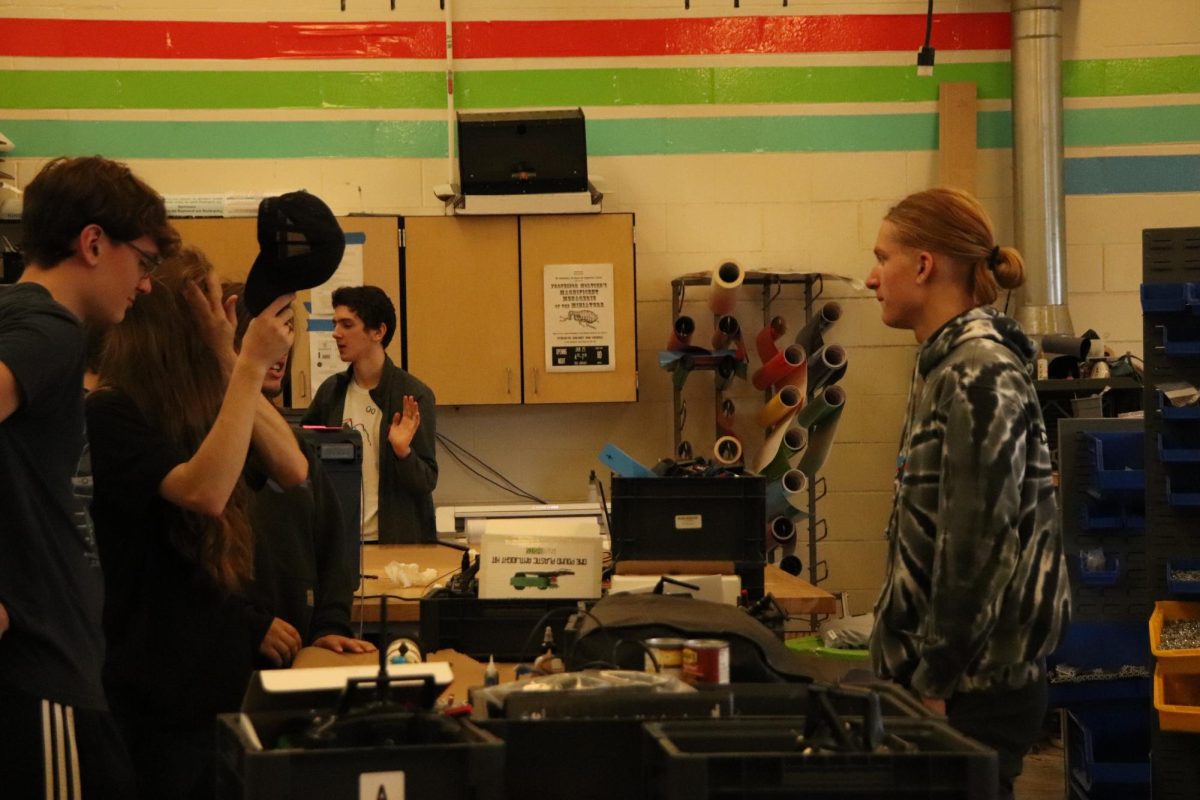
[3,2,1198,611]
[2,9,1198,193]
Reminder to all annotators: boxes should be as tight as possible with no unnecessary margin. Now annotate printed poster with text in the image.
[543,263,615,373]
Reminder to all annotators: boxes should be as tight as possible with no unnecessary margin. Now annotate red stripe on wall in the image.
[456,13,1010,58]
[0,13,1008,60]
[0,18,445,59]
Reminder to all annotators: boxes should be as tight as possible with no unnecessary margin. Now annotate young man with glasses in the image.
[0,156,178,798]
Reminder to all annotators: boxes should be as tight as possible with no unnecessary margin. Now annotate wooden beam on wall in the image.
[938,81,978,194]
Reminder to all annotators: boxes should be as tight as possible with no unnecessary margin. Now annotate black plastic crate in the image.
[476,682,927,800]
[643,717,998,799]
[479,692,734,800]
[1151,723,1200,800]
[610,475,766,564]
[418,590,579,661]
[216,710,504,800]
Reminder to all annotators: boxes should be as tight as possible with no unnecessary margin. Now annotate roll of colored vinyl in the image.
[712,315,741,351]
[755,316,788,362]
[766,468,808,518]
[798,397,846,479]
[767,515,796,543]
[807,344,847,393]
[713,435,743,466]
[756,385,803,430]
[752,344,806,391]
[793,301,842,353]
[760,425,808,481]
[777,359,808,396]
[667,315,696,351]
[708,261,745,316]
[796,384,846,430]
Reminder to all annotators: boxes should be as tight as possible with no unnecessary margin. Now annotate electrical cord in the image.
[435,432,547,504]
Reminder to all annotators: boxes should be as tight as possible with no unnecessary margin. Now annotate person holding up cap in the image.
[302,286,438,543]
[0,156,178,799]
[225,280,376,658]
[865,188,1071,800]
[86,246,301,800]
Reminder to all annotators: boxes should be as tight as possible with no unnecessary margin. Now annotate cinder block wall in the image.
[3,0,1198,612]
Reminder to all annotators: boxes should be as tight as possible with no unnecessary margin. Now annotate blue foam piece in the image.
[598,443,656,478]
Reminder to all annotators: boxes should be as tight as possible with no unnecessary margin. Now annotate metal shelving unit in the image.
[669,271,831,628]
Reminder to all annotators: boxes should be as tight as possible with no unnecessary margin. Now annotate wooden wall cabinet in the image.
[404,213,637,405]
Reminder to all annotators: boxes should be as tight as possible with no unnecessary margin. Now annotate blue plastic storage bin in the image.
[1084,431,1146,491]
[1048,622,1152,707]
[1159,325,1200,356]
[1158,391,1200,420]
[1167,560,1200,595]
[1065,702,1152,792]
[1141,283,1190,314]
[1078,552,1122,587]
[1158,433,1200,463]
[1081,500,1124,530]
[1166,474,1200,506]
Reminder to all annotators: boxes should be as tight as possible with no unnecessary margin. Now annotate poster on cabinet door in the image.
[543,263,615,372]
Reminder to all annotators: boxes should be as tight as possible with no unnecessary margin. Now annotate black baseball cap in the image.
[243,191,345,316]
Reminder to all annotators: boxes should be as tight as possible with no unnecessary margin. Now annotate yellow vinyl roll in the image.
[756,384,802,429]
[708,260,745,316]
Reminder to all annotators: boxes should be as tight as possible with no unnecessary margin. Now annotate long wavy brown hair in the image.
[98,245,254,592]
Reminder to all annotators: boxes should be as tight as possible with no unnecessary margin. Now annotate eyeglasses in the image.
[120,240,163,277]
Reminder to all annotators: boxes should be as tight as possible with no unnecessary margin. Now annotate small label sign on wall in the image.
[360,771,404,800]
[675,514,703,530]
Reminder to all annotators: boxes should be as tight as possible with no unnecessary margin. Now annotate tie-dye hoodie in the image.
[870,305,1071,699]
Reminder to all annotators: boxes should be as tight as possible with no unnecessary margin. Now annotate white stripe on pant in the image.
[40,700,80,800]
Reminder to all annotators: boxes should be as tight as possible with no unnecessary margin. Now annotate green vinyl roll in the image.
[760,425,808,481]
[798,391,846,478]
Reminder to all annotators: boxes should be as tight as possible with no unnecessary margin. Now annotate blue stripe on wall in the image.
[1065,155,1200,195]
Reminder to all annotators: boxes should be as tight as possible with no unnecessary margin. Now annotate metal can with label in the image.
[681,639,730,685]
[644,637,687,675]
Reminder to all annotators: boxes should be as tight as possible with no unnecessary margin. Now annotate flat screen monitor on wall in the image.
[457,108,588,196]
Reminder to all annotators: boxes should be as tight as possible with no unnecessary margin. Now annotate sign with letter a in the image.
[360,771,404,800]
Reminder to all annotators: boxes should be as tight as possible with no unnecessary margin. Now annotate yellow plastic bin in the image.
[1153,667,1200,733]
[1149,601,1200,674]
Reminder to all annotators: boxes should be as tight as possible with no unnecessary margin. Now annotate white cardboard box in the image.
[479,518,603,600]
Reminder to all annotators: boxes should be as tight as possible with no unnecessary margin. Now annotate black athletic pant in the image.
[0,685,135,800]
[946,677,1049,800]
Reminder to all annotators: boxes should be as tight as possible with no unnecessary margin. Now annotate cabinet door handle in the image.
[533,367,540,395]
[506,367,513,395]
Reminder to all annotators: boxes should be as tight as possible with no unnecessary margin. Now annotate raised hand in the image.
[240,293,296,372]
[387,395,421,458]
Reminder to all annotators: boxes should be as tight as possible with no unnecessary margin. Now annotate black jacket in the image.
[248,440,356,644]
[302,356,438,543]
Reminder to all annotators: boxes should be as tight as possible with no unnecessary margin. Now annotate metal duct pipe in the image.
[1011,0,1073,336]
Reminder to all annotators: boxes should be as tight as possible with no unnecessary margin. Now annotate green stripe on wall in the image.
[1,71,446,110]
[3,56,1198,110]
[1064,56,1200,97]
[0,120,446,158]
[1,105,1195,159]
[456,63,1012,108]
